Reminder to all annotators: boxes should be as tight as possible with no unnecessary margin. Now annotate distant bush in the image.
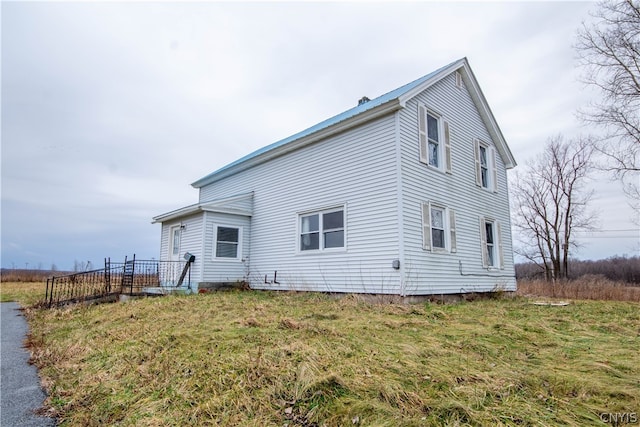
[516,256,640,284]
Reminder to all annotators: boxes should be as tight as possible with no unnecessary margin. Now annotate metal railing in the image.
[44,256,192,308]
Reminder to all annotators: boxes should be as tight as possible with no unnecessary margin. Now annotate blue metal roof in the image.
[192,59,463,187]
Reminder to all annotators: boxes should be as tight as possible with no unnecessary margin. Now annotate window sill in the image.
[425,164,447,175]
[212,257,244,263]
[478,185,497,194]
[296,248,347,256]
[424,248,452,254]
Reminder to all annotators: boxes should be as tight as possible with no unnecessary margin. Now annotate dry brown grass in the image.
[21,290,640,426]
[517,275,640,302]
[1,269,57,283]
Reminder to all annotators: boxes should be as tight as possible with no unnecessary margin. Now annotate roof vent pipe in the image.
[358,96,370,105]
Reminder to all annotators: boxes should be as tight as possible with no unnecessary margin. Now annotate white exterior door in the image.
[169,225,182,261]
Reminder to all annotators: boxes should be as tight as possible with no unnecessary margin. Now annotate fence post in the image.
[105,257,110,294]
[48,277,55,307]
[131,254,135,294]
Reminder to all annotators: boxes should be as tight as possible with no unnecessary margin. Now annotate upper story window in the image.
[474,139,497,192]
[427,112,440,168]
[418,103,452,173]
[421,202,457,253]
[300,207,345,252]
[479,145,489,187]
[214,225,242,260]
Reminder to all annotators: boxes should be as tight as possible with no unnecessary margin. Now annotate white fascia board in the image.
[459,62,517,169]
[191,99,402,188]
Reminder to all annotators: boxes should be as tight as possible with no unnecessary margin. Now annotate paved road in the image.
[1,302,56,426]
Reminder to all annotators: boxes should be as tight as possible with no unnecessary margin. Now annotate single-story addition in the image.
[152,57,517,296]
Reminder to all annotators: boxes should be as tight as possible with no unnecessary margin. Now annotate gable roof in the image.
[192,57,516,188]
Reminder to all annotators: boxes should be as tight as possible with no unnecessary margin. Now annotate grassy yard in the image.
[2,282,639,426]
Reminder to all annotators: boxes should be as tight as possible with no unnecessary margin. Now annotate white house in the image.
[152,58,517,296]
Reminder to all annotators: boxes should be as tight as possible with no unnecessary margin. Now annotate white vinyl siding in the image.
[198,114,401,294]
[400,71,515,294]
[202,212,250,283]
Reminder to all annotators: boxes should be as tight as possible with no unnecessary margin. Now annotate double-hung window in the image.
[474,139,497,192]
[430,206,446,249]
[300,208,345,252]
[418,103,452,173]
[480,217,503,269]
[214,226,242,260]
[427,112,440,168]
[421,202,456,253]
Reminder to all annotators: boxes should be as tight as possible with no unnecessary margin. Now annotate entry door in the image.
[170,225,182,261]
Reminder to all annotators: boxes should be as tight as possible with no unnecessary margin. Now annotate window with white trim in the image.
[418,104,452,173]
[421,202,456,253]
[474,139,497,192]
[300,208,345,252]
[480,218,503,269]
[214,226,242,259]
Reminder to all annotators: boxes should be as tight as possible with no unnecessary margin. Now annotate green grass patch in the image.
[18,288,640,426]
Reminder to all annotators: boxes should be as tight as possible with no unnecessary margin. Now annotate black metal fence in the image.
[44,256,192,308]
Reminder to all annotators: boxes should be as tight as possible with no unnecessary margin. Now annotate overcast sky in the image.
[2,1,638,271]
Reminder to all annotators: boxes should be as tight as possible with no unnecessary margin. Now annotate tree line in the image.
[516,255,640,284]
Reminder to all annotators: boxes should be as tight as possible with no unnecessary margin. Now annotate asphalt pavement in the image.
[1,302,56,426]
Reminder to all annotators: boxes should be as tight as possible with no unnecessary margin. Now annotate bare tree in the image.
[575,0,640,206]
[512,136,597,281]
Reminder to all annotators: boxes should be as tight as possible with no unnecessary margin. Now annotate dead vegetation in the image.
[517,275,640,302]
